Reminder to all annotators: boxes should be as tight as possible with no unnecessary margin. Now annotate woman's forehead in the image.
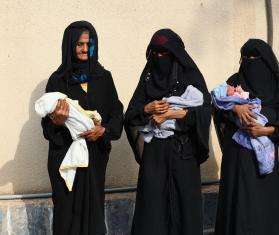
[78,32,89,41]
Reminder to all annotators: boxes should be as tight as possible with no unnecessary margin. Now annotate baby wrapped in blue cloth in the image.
[139,85,204,143]
[212,82,275,175]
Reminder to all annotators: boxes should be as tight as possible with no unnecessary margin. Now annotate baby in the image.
[212,82,275,175]
[227,85,249,99]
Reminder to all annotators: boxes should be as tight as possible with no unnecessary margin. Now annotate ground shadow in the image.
[0,79,52,234]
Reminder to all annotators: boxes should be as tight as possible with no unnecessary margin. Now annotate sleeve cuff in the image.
[176,108,196,130]
[140,106,151,124]
[266,123,279,142]
[42,117,65,146]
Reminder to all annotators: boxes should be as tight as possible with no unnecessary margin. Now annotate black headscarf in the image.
[125,29,211,164]
[227,39,279,125]
[145,29,202,100]
[54,21,104,83]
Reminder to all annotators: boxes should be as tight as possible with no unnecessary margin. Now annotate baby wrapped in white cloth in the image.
[35,92,102,191]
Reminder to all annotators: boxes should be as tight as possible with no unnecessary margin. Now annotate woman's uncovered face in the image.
[76,32,89,61]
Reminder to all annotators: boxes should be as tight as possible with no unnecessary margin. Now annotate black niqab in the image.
[145,29,202,100]
[227,39,279,125]
[240,39,279,105]
[125,28,211,164]
[146,54,173,99]
[125,29,211,235]
[214,39,279,235]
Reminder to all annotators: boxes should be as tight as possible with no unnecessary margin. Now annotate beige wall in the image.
[0,0,273,194]
[273,0,279,56]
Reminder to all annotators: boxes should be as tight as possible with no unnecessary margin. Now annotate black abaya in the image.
[132,138,203,235]
[215,39,279,235]
[215,123,279,235]
[125,29,211,235]
[41,21,123,235]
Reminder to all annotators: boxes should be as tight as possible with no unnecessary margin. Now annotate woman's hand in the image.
[152,109,188,125]
[152,113,168,125]
[233,104,256,126]
[49,99,69,125]
[93,119,101,126]
[79,125,106,142]
[243,122,275,137]
[144,100,170,115]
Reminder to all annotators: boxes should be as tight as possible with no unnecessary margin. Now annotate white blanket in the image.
[35,92,101,191]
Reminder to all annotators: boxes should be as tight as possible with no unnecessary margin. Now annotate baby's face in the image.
[235,85,243,93]
[227,86,235,96]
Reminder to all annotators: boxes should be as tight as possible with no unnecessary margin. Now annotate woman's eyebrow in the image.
[77,41,89,44]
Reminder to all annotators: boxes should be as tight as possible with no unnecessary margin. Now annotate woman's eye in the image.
[249,56,261,60]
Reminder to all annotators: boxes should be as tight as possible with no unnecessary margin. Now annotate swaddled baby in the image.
[139,85,204,143]
[212,82,275,175]
[35,92,102,191]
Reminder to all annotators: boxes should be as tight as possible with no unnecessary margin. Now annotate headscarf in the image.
[54,21,104,84]
[145,29,202,100]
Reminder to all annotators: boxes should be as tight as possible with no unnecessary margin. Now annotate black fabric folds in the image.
[56,21,100,79]
[125,29,211,235]
[41,21,123,235]
[227,39,279,132]
[146,55,174,99]
[125,28,211,164]
[214,39,279,150]
[214,39,279,235]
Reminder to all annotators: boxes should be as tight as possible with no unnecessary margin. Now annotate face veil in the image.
[146,51,174,99]
[144,29,202,100]
[227,38,279,126]
[239,39,279,105]
[124,28,211,165]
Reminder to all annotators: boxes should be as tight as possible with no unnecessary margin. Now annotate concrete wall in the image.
[0,0,273,194]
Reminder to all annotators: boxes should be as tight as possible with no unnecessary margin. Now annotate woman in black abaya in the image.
[214,39,279,235]
[124,29,211,235]
[41,21,123,235]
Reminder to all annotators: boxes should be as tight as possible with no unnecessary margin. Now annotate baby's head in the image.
[227,85,245,96]
[226,84,249,99]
